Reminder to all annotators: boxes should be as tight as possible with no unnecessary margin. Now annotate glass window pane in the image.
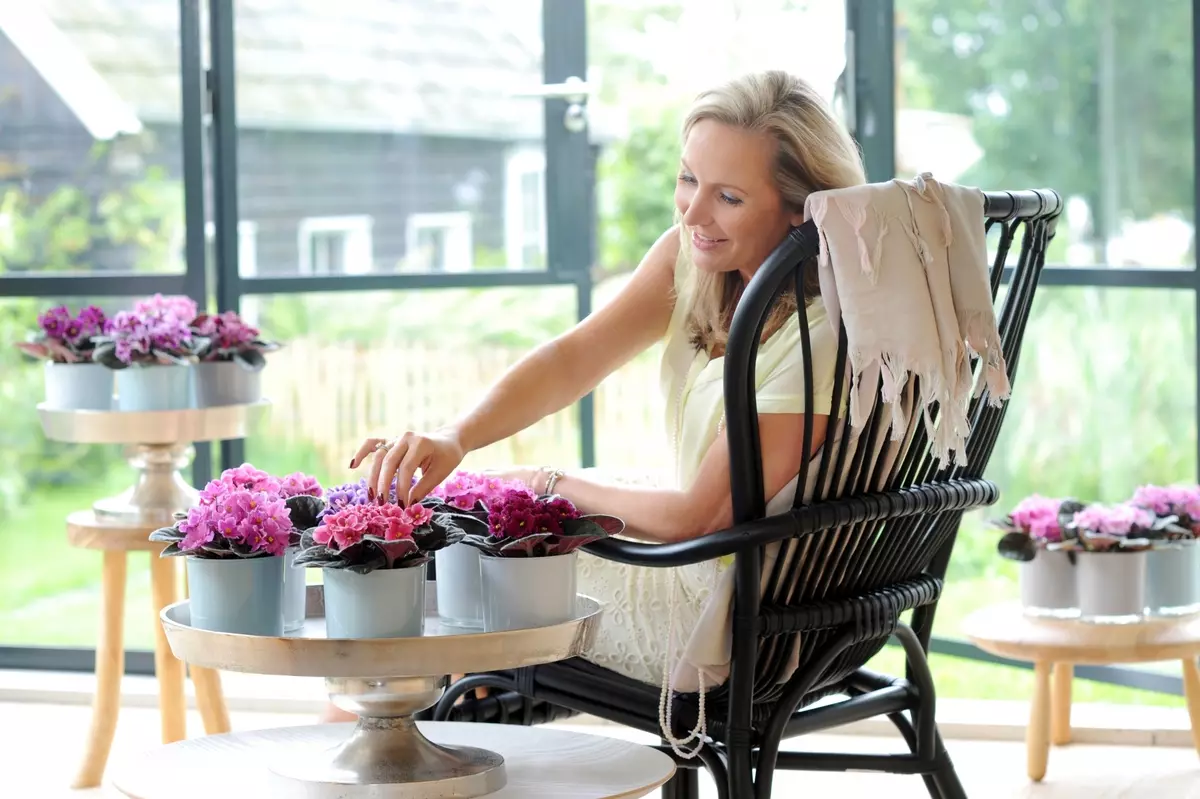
[0,2,186,276]
[0,296,162,649]
[867,287,1195,706]
[590,1,847,276]
[231,0,547,275]
[243,287,582,486]
[896,0,1195,268]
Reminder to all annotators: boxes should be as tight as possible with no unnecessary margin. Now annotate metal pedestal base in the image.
[270,676,506,798]
[94,443,198,527]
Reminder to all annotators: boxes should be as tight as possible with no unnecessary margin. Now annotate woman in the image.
[348,70,864,696]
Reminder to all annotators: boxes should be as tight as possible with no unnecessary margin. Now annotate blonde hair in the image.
[679,70,866,352]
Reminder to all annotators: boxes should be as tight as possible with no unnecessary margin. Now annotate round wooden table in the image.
[111,721,676,798]
[66,510,230,789]
[963,603,1200,782]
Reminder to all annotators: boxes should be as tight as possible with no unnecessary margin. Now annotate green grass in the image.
[0,479,1187,709]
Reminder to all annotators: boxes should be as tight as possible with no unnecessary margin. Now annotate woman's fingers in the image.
[394,441,429,508]
[375,435,412,503]
[349,437,385,470]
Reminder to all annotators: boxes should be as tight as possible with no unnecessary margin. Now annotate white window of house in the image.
[298,216,373,275]
[505,147,546,269]
[405,212,473,272]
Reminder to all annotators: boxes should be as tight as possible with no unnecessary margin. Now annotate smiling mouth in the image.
[692,230,727,249]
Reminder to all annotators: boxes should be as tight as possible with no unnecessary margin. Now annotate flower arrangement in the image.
[149,464,324,558]
[432,472,624,558]
[1061,502,1158,552]
[192,310,280,370]
[992,495,1085,561]
[1131,484,1200,540]
[91,294,207,369]
[14,304,109,363]
[134,293,199,323]
[293,500,464,574]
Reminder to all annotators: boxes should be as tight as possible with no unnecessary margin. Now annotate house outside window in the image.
[504,147,546,269]
[404,212,473,272]
[298,216,373,275]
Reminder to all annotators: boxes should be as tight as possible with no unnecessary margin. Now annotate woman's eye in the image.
[677,173,697,185]
[721,193,743,206]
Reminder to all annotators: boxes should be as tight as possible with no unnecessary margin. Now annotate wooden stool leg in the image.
[150,555,187,744]
[1183,656,1200,757]
[71,551,127,789]
[1051,662,1073,745]
[179,560,231,735]
[1027,661,1052,782]
[191,667,231,735]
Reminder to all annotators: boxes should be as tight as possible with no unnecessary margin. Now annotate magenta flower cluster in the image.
[1006,495,1066,543]
[15,303,110,363]
[178,464,322,556]
[487,490,580,538]
[104,308,195,364]
[313,503,433,550]
[1131,484,1200,527]
[38,304,108,345]
[133,293,198,323]
[192,310,270,362]
[1071,502,1155,537]
[431,470,533,511]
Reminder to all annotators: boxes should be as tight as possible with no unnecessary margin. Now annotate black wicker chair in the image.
[432,188,1063,799]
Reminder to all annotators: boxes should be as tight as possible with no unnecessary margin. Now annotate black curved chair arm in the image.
[581,477,998,568]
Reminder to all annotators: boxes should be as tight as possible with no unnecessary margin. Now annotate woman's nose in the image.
[681,195,710,227]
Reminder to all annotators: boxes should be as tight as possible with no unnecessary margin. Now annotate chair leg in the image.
[660,767,699,799]
[927,733,967,799]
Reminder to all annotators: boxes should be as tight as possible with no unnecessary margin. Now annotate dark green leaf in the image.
[996,531,1037,562]
[235,348,266,371]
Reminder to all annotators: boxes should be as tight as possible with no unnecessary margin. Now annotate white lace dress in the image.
[577,262,839,688]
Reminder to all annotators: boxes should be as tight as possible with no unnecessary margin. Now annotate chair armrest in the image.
[581,477,998,568]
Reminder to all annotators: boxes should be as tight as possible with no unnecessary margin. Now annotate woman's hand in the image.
[350,428,466,507]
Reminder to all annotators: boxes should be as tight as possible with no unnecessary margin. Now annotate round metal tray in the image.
[160,584,602,679]
[38,400,270,445]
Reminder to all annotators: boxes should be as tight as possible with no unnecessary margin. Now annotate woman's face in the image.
[674,119,804,280]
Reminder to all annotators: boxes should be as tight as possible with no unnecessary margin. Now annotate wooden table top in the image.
[963,603,1200,664]
[66,510,163,552]
[111,721,676,799]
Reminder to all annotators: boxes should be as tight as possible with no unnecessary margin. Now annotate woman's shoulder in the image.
[767,298,838,360]
[646,224,683,287]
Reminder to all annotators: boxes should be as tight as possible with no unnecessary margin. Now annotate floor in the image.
[3,700,1197,798]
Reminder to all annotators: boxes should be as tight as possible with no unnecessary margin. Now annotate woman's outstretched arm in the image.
[355,227,680,504]
[529,411,829,543]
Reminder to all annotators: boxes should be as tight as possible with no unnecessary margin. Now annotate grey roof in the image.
[34,0,545,139]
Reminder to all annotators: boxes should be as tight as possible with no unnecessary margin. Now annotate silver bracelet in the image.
[544,468,566,496]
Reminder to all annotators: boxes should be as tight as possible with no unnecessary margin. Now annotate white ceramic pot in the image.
[44,361,113,410]
[434,543,483,628]
[1019,550,1078,617]
[323,564,427,639]
[282,548,308,633]
[193,361,262,407]
[480,551,577,633]
[116,364,192,411]
[1145,542,1200,616]
[1076,550,1147,622]
[186,555,285,636]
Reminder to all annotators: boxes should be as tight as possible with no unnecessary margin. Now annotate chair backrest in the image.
[721,188,1063,702]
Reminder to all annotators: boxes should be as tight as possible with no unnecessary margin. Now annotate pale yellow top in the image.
[660,257,840,494]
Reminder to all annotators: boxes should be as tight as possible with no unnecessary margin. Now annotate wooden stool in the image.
[66,510,231,789]
[964,603,1200,782]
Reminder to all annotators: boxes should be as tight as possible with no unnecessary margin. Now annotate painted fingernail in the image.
[349,458,356,468]
[367,487,375,501]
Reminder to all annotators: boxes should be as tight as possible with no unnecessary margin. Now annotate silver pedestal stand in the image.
[37,401,271,527]
[159,586,603,798]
